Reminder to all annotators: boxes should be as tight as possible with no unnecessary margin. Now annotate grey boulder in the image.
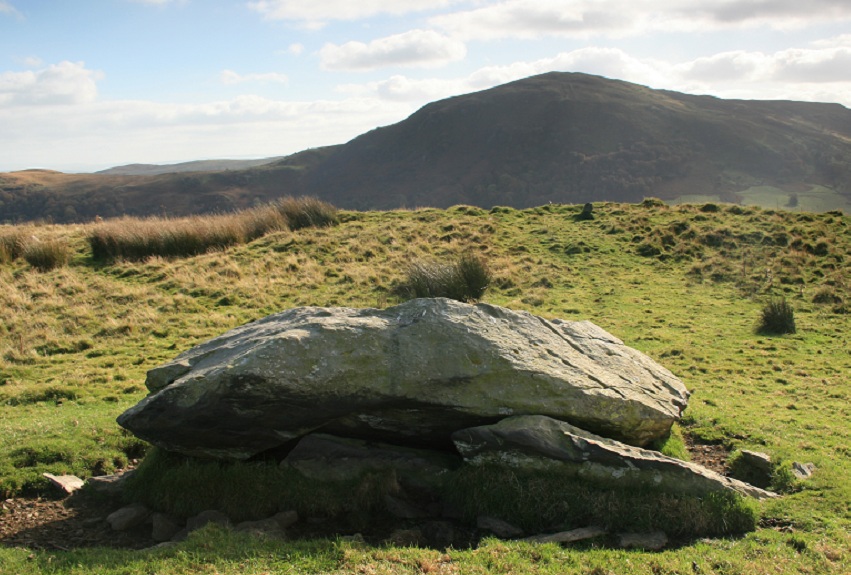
[118,298,689,459]
[452,415,777,500]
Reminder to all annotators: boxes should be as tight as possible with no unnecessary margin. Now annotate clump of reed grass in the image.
[756,298,796,335]
[0,227,28,263]
[87,196,337,261]
[276,196,338,230]
[398,252,491,303]
[23,239,71,271]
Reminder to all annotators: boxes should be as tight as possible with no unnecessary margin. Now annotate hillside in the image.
[0,147,336,222]
[2,72,851,223]
[0,202,849,573]
[95,156,286,176]
[309,72,851,210]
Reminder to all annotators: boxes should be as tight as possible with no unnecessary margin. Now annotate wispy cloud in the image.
[321,29,466,71]
[0,1,21,17]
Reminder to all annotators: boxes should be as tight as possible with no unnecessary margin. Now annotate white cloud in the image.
[432,1,629,40]
[287,43,305,55]
[674,45,851,86]
[0,1,21,16]
[688,0,851,26]
[337,41,851,109]
[770,47,851,83]
[320,29,466,71]
[0,85,413,171]
[431,0,851,40]
[337,48,668,102]
[220,69,289,85]
[248,0,456,26]
[0,61,101,106]
[812,34,851,48]
[675,51,770,83]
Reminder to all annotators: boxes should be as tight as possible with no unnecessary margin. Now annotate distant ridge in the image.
[2,72,850,223]
[96,157,286,176]
[304,72,851,211]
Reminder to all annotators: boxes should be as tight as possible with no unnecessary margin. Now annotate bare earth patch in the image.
[684,434,730,476]
[1,492,154,550]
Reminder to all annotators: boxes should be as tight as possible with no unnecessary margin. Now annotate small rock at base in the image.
[151,512,182,542]
[85,470,136,495]
[383,494,431,519]
[740,450,772,473]
[106,503,152,531]
[523,526,606,544]
[477,515,524,539]
[42,473,85,495]
[422,520,456,548]
[618,531,668,550]
[273,509,299,529]
[792,462,816,480]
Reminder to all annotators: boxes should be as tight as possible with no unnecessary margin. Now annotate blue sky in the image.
[2,0,851,172]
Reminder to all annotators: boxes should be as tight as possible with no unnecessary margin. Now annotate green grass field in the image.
[1,201,849,574]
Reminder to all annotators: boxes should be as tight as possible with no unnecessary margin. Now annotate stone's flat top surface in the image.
[119,298,690,459]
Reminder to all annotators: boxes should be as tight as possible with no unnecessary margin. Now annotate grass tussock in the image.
[22,239,71,271]
[397,252,491,302]
[0,227,28,263]
[276,196,338,231]
[757,298,796,335]
[2,226,71,271]
[88,196,337,261]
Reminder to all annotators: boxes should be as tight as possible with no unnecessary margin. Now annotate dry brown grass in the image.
[87,196,336,261]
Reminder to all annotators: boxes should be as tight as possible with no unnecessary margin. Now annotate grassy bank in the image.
[0,201,849,574]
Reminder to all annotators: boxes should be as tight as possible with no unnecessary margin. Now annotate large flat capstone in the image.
[117,298,689,459]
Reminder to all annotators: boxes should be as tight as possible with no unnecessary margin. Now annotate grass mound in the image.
[123,448,398,524]
[446,465,758,538]
[123,448,757,540]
